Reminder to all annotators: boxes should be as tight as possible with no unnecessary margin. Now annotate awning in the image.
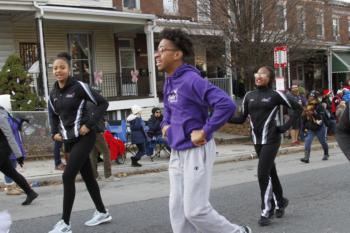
[332,51,350,73]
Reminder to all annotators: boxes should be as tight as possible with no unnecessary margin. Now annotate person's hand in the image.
[79,125,90,136]
[315,120,322,125]
[16,157,24,167]
[53,133,63,142]
[191,129,207,146]
[162,125,170,137]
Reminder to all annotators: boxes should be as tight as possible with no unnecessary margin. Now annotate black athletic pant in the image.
[62,132,106,224]
[254,142,284,217]
[0,148,33,195]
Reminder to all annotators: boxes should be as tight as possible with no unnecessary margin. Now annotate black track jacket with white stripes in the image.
[48,77,108,141]
[230,87,302,145]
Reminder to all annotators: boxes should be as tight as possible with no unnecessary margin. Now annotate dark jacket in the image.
[147,115,162,138]
[302,112,323,131]
[336,102,350,160]
[230,87,303,145]
[48,77,108,141]
[129,117,148,144]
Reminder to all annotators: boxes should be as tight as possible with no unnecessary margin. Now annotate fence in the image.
[11,111,53,158]
[207,77,232,96]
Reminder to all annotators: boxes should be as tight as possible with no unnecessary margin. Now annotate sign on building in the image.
[274,46,288,69]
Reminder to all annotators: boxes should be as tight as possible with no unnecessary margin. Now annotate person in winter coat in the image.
[300,104,329,163]
[157,28,251,233]
[0,105,38,205]
[127,105,149,167]
[229,66,303,226]
[48,52,111,233]
[147,107,170,156]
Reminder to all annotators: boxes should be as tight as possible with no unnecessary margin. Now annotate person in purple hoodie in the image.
[156,28,251,233]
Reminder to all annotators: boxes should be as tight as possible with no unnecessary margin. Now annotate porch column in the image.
[144,21,157,98]
[36,16,49,102]
[224,37,233,98]
[327,48,332,90]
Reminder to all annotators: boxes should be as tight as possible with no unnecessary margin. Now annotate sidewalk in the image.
[0,133,338,186]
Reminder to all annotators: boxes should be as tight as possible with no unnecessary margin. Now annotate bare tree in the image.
[188,0,321,90]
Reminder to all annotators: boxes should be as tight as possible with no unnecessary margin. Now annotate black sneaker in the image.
[276,198,289,218]
[258,216,271,226]
[300,158,309,163]
[322,155,329,161]
[130,157,142,167]
[240,225,252,233]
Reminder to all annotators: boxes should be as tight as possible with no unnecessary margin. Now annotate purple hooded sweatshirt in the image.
[161,64,236,151]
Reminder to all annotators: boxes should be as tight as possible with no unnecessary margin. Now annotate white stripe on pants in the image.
[168,139,243,233]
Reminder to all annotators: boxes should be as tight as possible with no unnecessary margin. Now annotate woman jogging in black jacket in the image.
[48,53,111,233]
[229,66,302,226]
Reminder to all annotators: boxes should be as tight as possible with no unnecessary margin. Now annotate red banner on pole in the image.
[274,46,288,69]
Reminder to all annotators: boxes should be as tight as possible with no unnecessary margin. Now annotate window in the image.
[316,10,324,38]
[19,42,38,71]
[68,33,94,84]
[197,0,210,22]
[348,20,350,40]
[296,6,305,34]
[276,3,286,31]
[163,0,178,15]
[123,0,140,10]
[332,17,340,40]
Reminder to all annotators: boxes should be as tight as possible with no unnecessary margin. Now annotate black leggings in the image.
[0,148,33,195]
[254,142,284,217]
[62,132,106,224]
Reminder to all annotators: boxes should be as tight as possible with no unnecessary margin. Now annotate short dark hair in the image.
[55,52,71,67]
[159,28,193,57]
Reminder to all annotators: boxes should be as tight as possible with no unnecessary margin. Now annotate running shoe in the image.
[48,220,72,233]
[84,210,112,226]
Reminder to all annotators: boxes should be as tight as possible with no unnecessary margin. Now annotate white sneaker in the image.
[84,210,112,226]
[48,220,72,233]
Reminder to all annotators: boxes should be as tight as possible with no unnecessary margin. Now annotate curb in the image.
[15,142,338,188]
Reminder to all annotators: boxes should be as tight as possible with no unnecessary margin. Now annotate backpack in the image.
[7,113,27,159]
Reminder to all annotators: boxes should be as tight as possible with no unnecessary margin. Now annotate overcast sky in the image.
[339,0,350,2]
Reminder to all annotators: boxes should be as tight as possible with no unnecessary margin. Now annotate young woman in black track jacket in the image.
[229,66,303,227]
[48,53,111,233]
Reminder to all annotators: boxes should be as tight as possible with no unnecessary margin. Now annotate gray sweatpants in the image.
[169,139,244,233]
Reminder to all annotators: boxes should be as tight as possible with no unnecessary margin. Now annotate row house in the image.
[264,0,350,92]
[0,0,230,120]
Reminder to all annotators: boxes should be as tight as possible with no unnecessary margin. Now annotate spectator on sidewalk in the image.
[53,141,66,171]
[48,52,111,233]
[336,101,346,120]
[127,105,149,167]
[288,85,305,145]
[157,28,251,233]
[147,107,170,157]
[229,66,302,226]
[0,105,38,205]
[87,97,116,182]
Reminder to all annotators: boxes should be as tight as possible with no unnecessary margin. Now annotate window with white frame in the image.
[316,10,324,38]
[123,0,140,10]
[197,0,211,22]
[296,6,305,34]
[276,3,286,31]
[163,0,178,15]
[68,33,94,84]
[332,17,340,40]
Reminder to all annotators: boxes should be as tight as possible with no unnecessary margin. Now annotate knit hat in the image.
[152,107,161,114]
[131,105,143,115]
[322,89,332,96]
[309,90,319,98]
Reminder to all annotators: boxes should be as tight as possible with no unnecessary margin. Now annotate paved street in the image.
[3,146,350,233]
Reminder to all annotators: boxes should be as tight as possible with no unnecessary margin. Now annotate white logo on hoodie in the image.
[168,89,178,103]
